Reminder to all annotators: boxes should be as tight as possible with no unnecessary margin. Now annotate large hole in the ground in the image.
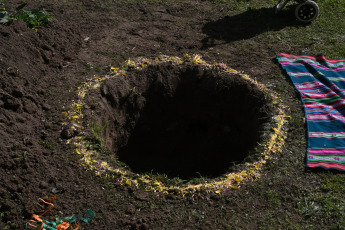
[87,64,272,180]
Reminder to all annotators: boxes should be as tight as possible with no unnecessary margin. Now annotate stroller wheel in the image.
[295,0,319,22]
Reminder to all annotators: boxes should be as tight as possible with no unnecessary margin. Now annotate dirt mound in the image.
[0,18,81,153]
[83,64,272,180]
[0,16,82,229]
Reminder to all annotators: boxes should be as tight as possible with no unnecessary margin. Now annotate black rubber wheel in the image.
[295,0,319,22]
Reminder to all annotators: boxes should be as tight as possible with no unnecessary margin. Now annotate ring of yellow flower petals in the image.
[63,54,288,196]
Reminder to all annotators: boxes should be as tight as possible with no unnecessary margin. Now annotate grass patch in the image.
[321,173,345,194]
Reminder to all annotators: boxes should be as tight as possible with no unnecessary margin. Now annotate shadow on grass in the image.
[305,166,345,175]
[202,6,306,48]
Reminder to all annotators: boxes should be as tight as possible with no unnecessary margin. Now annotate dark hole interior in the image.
[95,64,271,180]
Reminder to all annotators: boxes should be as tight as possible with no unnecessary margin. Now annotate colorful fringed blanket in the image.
[277,53,345,171]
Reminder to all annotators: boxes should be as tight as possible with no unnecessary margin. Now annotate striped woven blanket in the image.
[277,53,345,171]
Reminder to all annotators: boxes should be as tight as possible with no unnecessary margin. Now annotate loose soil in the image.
[0,0,312,229]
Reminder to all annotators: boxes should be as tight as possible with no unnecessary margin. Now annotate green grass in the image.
[202,0,345,58]
[199,2,345,228]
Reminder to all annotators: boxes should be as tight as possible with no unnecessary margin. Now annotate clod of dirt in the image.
[85,64,272,180]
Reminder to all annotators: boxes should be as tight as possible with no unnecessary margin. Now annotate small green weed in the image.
[38,141,55,150]
[117,160,131,170]
[0,3,54,30]
[146,172,187,187]
[90,122,107,144]
[129,87,142,97]
[85,122,109,155]
[188,173,209,185]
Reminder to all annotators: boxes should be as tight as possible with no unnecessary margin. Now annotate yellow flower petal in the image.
[234,176,241,182]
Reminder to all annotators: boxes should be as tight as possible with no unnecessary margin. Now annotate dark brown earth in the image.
[0,0,312,229]
[84,64,272,180]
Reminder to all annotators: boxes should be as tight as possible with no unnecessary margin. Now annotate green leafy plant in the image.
[0,3,54,29]
[0,3,9,24]
[90,122,107,144]
[85,122,109,155]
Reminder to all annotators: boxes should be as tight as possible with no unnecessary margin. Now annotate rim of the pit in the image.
[63,54,289,196]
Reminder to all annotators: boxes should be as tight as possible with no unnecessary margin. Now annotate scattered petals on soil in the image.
[63,54,289,196]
